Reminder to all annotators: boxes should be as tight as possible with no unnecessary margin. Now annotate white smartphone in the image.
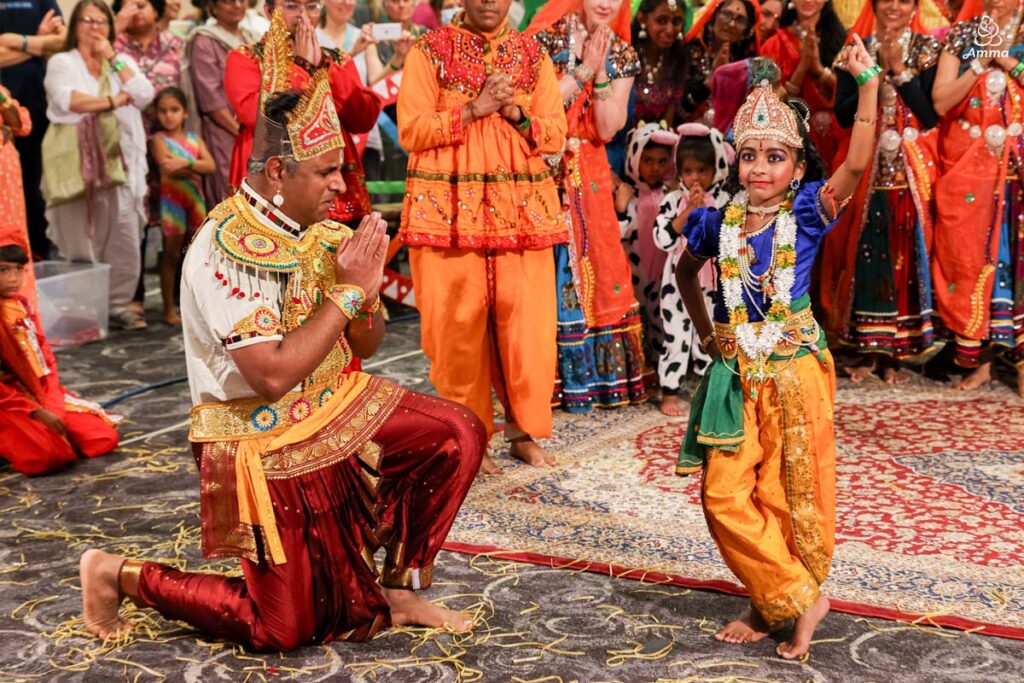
[371,23,404,42]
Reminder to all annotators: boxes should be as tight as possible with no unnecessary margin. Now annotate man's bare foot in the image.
[882,366,911,385]
[382,587,474,632]
[714,608,772,644]
[844,361,876,383]
[479,453,502,475]
[956,362,992,392]
[659,394,685,417]
[777,595,830,660]
[163,310,182,327]
[80,549,132,640]
[510,437,557,467]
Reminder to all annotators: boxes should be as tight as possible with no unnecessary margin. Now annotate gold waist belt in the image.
[714,307,821,361]
[190,381,340,442]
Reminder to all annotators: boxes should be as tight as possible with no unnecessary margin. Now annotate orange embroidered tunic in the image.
[398,19,568,250]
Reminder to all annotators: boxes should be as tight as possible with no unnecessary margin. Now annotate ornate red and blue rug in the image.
[445,380,1024,639]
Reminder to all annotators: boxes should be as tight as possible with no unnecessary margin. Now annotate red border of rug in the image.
[443,541,1024,641]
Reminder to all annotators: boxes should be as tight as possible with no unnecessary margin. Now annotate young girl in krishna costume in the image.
[673,40,881,659]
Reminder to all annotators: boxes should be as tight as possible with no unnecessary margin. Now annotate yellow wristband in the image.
[325,284,366,320]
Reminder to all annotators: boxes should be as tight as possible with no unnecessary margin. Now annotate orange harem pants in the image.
[126,392,485,652]
[702,352,836,627]
[0,407,118,477]
[410,246,557,439]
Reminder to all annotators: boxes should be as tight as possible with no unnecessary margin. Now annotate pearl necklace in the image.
[746,202,781,216]
[643,52,665,83]
[869,27,911,67]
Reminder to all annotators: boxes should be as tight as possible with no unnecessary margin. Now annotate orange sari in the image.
[0,103,37,308]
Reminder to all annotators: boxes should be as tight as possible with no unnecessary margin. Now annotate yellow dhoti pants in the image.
[702,351,837,627]
[410,246,557,438]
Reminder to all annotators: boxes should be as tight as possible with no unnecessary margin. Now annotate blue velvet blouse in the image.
[683,180,840,323]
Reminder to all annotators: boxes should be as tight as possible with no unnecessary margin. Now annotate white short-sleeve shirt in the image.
[180,181,305,406]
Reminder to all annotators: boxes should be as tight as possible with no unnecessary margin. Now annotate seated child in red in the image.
[0,244,120,476]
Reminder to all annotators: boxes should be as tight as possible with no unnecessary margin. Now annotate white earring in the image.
[272,191,284,207]
[639,27,647,39]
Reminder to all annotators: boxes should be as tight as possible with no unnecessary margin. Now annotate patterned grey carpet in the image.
[1,307,1022,682]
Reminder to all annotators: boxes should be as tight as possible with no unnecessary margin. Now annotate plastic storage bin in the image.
[33,261,111,346]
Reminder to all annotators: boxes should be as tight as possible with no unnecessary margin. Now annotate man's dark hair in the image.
[0,244,30,265]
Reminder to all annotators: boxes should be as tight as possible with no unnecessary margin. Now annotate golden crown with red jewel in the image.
[257,9,344,162]
[733,80,803,150]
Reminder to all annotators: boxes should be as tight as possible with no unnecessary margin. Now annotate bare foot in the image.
[714,608,772,644]
[163,310,182,327]
[882,366,911,385]
[479,453,502,475]
[777,595,830,660]
[956,362,992,392]
[659,394,685,417]
[509,437,557,467]
[844,362,876,383]
[80,549,132,640]
[127,301,145,316]
[382,587,474,632]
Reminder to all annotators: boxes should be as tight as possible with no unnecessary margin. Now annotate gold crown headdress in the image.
[252,10,345,163]
[732,80,803,150]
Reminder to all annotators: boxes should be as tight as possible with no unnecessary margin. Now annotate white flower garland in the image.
[718,192,798,363]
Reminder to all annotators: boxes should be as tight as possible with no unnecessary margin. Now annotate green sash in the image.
[675,294,824,476]
[41,60,126,208]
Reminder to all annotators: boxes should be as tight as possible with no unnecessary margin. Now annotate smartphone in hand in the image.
[371,23,403,42]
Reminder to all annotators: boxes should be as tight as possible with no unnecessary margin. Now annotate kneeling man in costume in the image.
[79,13,484,651]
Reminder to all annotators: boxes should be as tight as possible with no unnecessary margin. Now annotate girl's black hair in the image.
[631,0,688,82]
[722,98,825,195]
[155,85,188,110]
[676,135,717,176]
[779,1,847,68]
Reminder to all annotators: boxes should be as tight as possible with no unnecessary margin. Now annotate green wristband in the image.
[111,59,127,73]
[516,115,530,132]
[593,80,610,89]
[21,34,28,52]
[1012,62,1024,79]
[855,64,882,86]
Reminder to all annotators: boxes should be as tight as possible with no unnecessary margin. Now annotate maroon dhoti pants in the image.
[125,391,485,652]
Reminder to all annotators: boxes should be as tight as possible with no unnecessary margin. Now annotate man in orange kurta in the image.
[398,0,567,471]
[225,0,381,224]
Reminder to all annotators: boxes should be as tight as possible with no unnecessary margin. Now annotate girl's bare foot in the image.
[80,549,132,640]
[956,362,992,392]
[381,587,474,632]
[659,394,684,417]
[510,437,557,467]
[777,595,830,660]
[882,365,911,385]
[164,310,182,327]
[479,453,502,475]
[844,361,876,383]
[714,608,772,644]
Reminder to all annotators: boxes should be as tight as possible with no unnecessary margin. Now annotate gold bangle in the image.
[854,115,876,126]
[325,284,366,320]
[699,331,716,353]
